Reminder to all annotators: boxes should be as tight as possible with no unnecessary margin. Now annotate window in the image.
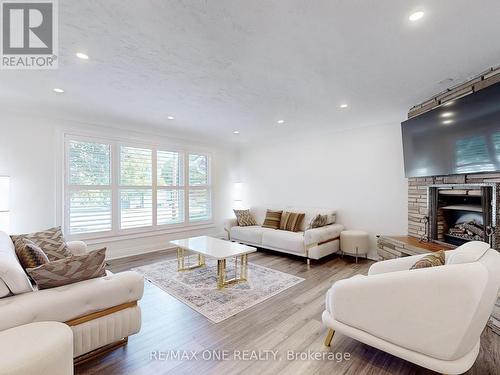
[64,136,212,237]
[67,140,112,234]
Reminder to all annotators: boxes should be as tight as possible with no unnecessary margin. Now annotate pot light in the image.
[442,101,455,107]
[442,120,453,125]
[277,120,285,125]
[167,116,174,120]
[233,131,240,134]
[340,104,349,109]
[53,88,64,93]
[409,11,424,22]
[441,112,454,118]
[76,52,89,60]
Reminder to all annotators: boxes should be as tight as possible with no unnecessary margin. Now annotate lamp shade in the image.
[0,177,9,212]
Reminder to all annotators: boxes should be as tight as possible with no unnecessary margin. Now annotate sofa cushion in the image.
[11,226,71,261]
[447,241,490,265]
[262,230,305,254]
[0,270,144,332]
[308,214,329,229]
[233,209,257,226]
[287,207,336,231]
[231,226,266,244]
[0,231,33,295]
[280,212,305,232]
[262,210,283,229]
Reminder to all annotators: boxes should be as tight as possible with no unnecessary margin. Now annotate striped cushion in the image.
[26,248,107,290]
[233,209,257,226]
[280,212,305,232]
[14,238,49,270]
[262,210,283,229]
[410,250,445,270]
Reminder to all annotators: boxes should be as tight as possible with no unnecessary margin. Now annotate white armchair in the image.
[322,241,500,374]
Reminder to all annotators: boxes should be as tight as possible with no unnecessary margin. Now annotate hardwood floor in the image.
[76,249,500,375]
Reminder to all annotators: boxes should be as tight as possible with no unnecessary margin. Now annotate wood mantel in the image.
[377,235,455,260]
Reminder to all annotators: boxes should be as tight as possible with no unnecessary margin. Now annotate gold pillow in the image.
[410,250,445,270]
[262,210,282,229]
[233,209,257,226]
[279,212,305,232]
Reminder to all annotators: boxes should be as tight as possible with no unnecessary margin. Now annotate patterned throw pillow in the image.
[410,250,446,270]
[14,238,49,270]
[233,209,257,226]
[11,226,71,261]
[26,248,107,290]
[262,210,283,229]
[280,212,305,232]
[308,214,328,229]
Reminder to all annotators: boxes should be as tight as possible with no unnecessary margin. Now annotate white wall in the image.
[239,123,408,259]
[0,111,237,259]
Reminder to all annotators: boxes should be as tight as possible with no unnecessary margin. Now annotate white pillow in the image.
[446,241,490,265]
[0,231,33,294]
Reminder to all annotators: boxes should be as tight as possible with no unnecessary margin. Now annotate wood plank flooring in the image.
[75,249,500,375]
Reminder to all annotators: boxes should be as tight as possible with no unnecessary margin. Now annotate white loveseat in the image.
[322,241,500,374]
[0,231,144,361]
[224,207,344,263]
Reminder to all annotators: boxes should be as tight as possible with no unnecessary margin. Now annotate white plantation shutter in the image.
[67,140,112,234]
[120,146,153,229]
[157,150,184,225]
[65,137,213,237]
[188,154,211,222]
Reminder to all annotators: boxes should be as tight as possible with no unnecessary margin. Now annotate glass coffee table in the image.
[170,236,257,289]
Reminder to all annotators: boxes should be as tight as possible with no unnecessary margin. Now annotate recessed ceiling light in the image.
[340,104,349,109]
[167,116,174,120]
[233,131,240,135]
[76,52,89,60]
[442,120,453,125]
[409,11,424,22]
[442,101,455,107]
[441,112,454,118]
[53,88,64,93]
[277,120,285,124]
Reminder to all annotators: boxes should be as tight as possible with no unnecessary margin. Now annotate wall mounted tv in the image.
[402,81,500,178]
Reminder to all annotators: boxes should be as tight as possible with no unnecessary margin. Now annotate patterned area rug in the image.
[133,258,304,323]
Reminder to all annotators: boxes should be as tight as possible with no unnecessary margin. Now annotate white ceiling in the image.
[1,0,500,144]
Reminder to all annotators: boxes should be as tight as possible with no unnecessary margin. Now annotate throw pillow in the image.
[308,214,328,229]
[11,226,71,261]
[262,210,283,229]
[410,250,445,270]
[14,238,49,270]
[280,212,305,232]
[26,248,107,290]
[233,209,257,226]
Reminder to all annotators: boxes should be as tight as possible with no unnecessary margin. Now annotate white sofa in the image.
[224,207,344,263]
[322,241,500,374]
[0,231,144,362]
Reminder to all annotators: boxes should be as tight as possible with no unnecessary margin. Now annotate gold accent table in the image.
[170,236,256,289]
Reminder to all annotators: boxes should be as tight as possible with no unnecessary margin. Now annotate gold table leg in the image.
[217,259,226,289]
[217,254,249,289]
[177,247,205,271]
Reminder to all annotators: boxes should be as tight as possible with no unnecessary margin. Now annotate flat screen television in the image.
[401,81,500,178]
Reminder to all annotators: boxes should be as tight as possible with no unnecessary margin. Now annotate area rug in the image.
[133,258,304,323]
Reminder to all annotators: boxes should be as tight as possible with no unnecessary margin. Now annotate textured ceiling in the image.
[1,0,500,144]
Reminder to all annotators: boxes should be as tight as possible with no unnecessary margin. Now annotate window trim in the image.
[62,132,214,241]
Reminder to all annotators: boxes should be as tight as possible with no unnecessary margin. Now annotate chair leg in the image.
[324,328,335,347]
[306,258,311,266]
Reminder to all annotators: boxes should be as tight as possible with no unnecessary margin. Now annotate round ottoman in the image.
[340,230,369,263]
[0,322,73,375]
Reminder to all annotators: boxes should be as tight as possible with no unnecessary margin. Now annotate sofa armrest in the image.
[224,218,238,234]
[66,241,88,256]
[329,263,489,360]
[368,250,455,275]
[304,224,344,246]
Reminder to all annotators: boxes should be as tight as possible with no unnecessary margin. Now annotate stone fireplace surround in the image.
[408,173,500,250]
